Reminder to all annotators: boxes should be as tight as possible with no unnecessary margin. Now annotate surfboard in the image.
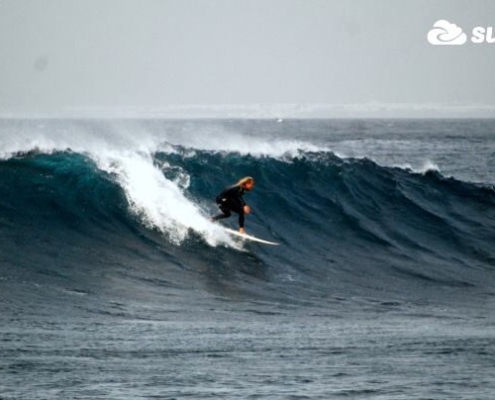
[224,228,279,246]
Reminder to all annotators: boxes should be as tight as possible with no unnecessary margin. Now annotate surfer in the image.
[211,176,255,234]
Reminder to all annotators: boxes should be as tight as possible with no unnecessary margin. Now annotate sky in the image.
[1,0,495,118]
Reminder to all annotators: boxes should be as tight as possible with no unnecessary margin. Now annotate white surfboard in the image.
[224,228,279,246]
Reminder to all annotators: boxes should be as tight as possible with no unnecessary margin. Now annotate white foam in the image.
[393,160,441,175]
[153,127,326,158]
[418,160,440,174]
[90,150,233,246]
[0,119,326,159]
[1,120,299,247]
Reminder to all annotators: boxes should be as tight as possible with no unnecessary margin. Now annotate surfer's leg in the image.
[212,204,231,221]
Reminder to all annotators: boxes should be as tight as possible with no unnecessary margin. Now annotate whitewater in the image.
[1,118,495,399]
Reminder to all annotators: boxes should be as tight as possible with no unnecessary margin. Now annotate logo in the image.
[427,20,467,45]
[428,20,495,45]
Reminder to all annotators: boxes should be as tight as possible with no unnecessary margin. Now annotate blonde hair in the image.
[237,176,255,186]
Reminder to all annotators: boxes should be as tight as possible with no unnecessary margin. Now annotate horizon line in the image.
[1,102,494,119]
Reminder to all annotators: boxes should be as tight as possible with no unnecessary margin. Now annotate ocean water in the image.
[1,118,495,399]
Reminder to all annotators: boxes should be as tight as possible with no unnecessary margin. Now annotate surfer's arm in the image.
[238,211,245,230]
[232,186,246,206]
[239,191,246,206]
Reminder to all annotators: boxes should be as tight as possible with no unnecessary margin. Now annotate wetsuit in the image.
[212,184,248,228]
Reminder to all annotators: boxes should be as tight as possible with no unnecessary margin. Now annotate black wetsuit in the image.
[212,184,248,228]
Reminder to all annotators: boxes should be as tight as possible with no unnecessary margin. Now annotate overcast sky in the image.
[1,0,494,117]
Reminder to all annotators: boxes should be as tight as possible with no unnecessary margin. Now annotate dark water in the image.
[1,119,495,399]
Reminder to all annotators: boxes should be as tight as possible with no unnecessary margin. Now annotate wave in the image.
[1,120,495,308]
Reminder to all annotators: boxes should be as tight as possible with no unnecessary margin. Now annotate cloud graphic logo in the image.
[428,20,467,45]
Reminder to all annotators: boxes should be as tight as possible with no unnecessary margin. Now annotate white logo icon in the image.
[427,20,467,45]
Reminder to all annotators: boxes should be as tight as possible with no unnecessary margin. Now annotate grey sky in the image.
[1,0,494,117]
